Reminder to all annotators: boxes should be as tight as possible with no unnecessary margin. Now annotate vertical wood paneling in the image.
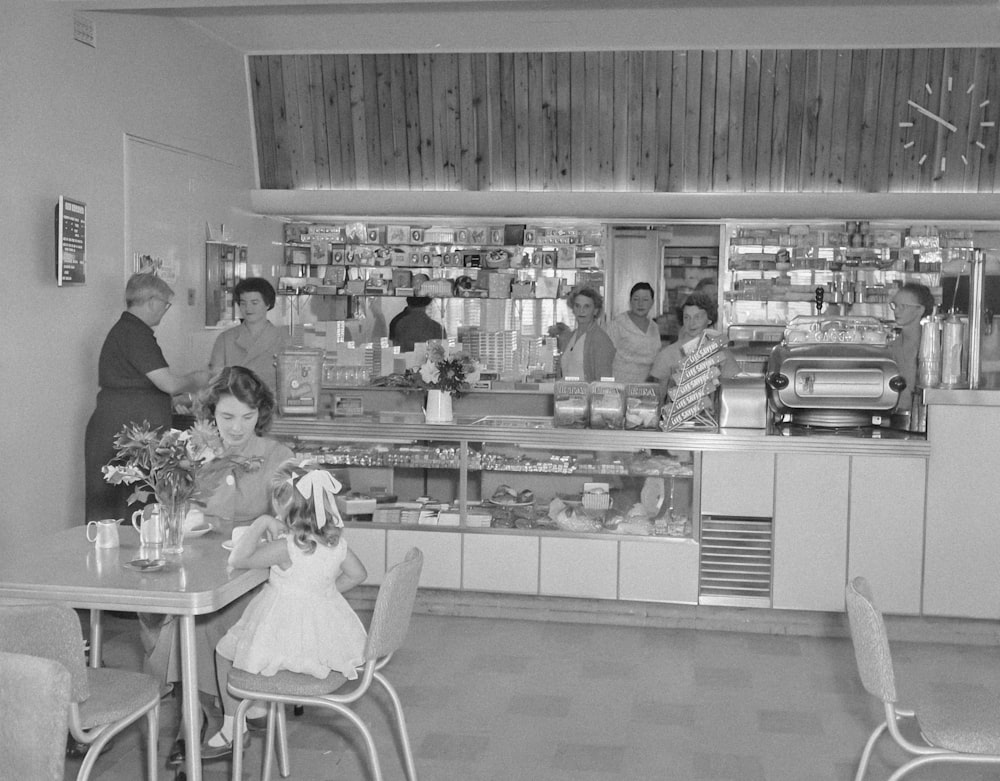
[513,53,530,189]
[249,56,276,189]
[741,50,761,193]
[554,53,572,190]
[639,51,658,191]
[982,50,1000,192]
[267,57,292,189]
[828,50,852,191]
[784,50,807,191]
[698,51,717,192]
[401,54,423,190]
[250,48,1000,195]
[347,54,370,189]
[665,51,685,192]
[388,54,409,187]
[569,52,586,190]
[755,49,776,192]
[305,56,328,189]
[770,50,791,191]
[711,49,731,191]
[597,52,615,189]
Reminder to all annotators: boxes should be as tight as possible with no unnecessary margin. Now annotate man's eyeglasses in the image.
[890,301,922,311]
[152,296,172,311]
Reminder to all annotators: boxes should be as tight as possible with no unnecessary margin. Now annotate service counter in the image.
[269,386,953,618]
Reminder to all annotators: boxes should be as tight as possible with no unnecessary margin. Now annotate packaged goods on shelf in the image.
[553,380,590,428]
[589,381,625,429]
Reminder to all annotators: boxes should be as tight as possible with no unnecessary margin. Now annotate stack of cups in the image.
[918,314,943,389]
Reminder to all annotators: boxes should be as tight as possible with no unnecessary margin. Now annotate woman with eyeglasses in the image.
[84,273,211,522]
[209,277,289,392]
[888,282,936,420]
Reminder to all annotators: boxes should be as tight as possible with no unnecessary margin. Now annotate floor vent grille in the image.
[699,515,773,607]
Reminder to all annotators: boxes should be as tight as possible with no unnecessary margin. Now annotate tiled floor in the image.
[70,609,1000,781]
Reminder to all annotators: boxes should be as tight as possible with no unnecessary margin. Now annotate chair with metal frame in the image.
[0,603,160,781]
[0,649,73,781]
[228,547,424,781]
[845,576,1000,781]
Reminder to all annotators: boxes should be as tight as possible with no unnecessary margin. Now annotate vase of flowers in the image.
[102,420,245,553]
[401,341,480,424]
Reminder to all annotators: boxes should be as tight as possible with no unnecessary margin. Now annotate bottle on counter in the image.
[940,313,966,388]
[917,313,942,389]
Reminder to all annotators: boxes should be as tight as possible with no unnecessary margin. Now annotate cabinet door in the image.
[848,456,925,615]
[539,538,618,599]
[619,539,698,604]
[387,530,462,590]
[773,453,848,611]
[701,451,774,517]
[463,534,539,594]
[924,405,1000,619]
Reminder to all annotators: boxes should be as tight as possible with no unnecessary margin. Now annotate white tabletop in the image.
[0,524,267,614]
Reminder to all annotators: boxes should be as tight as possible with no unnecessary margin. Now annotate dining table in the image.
[0,521,268,781]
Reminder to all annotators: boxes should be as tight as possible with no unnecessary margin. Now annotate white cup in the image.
[86,519,121,549]
[132,505,164,545]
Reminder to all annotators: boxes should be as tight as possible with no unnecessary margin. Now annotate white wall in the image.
[0,0,281,538]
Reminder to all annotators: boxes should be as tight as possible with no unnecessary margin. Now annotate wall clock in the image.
[899,77,995,173]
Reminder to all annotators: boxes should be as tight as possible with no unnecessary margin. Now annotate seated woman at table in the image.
[139,366,293,765]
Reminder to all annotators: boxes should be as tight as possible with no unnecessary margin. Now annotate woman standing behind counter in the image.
[209,278,288,392]
[608,282,661,382]
[888,282,936,421]
[650,292,739,392]
[85,273,210,522]
[558,287,616,381]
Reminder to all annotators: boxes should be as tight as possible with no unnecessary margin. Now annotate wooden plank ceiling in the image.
[250,48,1000,195]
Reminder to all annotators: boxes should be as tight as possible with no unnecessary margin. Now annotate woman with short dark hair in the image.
[209,277,289,392]
[608,282,660,382]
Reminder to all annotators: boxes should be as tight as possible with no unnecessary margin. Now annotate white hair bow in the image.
[292,468,343,530]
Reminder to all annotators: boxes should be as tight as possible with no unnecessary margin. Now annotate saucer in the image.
[185,522,213,538]
[124,558,166,572]
[221,540,233,551]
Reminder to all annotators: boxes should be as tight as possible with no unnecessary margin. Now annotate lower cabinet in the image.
[462,534,540,594]
[619,538,699,604]
[387,530,463,590]
[539,537,619,599]
[772,453,849,612]
[848,456,925,615]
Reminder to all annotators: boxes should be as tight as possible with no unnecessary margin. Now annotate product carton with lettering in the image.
[624,383,660,430]
[589,381,626,429]
[553,380,590,428]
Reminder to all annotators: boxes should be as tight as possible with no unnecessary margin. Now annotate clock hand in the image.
[907,100,957,133]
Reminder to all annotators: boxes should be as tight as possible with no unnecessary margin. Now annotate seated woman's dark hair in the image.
[678,291,719,327]
[197,366,276,435]
[234,277,277,310]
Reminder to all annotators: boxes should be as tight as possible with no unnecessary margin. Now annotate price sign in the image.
[56,196,86,286]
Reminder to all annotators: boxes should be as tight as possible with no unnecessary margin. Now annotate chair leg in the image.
[262,702,278,781]
[147,703,160,781]
[854,721,888,781]
[321,702,384,781]
[232,698,251,781]
[275,703,291,778]
[374,672,418,781]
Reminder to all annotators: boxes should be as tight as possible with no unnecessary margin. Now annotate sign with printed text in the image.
[56,195,86,286]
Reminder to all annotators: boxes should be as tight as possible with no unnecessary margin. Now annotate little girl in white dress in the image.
[203,458,368,755]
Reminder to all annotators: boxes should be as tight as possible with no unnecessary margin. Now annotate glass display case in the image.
[205,240,247,326]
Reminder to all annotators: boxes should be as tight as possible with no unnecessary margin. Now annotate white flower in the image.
[419,361,441,386]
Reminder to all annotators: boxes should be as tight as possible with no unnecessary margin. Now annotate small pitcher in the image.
[132,505,164,546]
[86,518,120,549]
[423,389,454,424]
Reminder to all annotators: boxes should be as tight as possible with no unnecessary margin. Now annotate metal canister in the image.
[940,314,965,387]
[917,315,942,388]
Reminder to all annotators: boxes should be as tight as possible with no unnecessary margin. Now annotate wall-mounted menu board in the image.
[56,195,86,286]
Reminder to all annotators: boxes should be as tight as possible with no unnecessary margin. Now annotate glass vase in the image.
[159,494,190,554]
